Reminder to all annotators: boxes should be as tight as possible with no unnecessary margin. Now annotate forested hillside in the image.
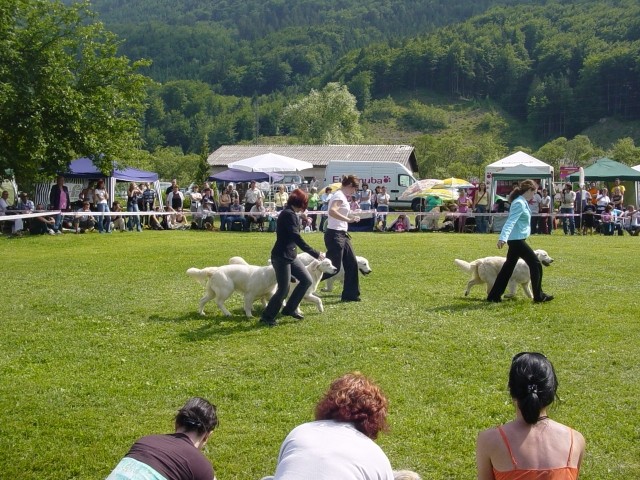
[84,0,547,94]
[327,1,640,139]
[52,0,639,181]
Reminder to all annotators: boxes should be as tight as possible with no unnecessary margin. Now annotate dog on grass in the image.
[454,249,553,299]
[186,257,277,317]
[240,256,337,314]
[297,252,372,292]
[284,257,338,314]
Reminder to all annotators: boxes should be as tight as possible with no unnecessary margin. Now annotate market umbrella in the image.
[416,188,458,201]
[432,177,474,190]
[321,182,343,192]
[398,178,442,200]
[228,153,313,173]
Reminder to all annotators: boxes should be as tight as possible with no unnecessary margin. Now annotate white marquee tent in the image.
[485,151,554,202]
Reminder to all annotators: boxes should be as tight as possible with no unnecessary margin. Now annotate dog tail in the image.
[186,267,217,285]
[454,259,472,274]
[229,256,249,265]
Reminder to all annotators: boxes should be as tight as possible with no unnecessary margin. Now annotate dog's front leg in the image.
[243,295,255,318]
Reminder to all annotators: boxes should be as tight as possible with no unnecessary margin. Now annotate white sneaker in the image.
[48,229,55,235]
[55,230,62,235]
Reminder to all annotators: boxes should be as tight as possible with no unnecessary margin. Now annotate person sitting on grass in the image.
[622,205,640,236]
[111,201,126,232]
[264,372,394,480]
[73,201,96,233]
[387,213,410,232]
[248,197,266,231]
[167,207,188,230]
[476,352,585,480]
[223,197,247,231]
[107,397,218,480]
[29,204,58,235]
[149,206,165,230]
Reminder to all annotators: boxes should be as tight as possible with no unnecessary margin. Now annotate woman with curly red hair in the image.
[268,372,394,479]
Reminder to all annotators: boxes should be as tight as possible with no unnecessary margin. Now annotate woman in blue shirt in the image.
[487,180,553,303]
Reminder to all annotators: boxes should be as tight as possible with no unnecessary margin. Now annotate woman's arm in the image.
[328,199,358,223]
[476,430,496,480]
[498,198,524,245]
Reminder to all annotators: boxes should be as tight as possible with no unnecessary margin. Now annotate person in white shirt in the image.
[244,180,264,213]
[559,183,576,235]
[94,179,111,233]
[267,372,394,480]
[318,186,333,232]
[538,188,552,234]
[248,198,266,231]
[376,186,390,230]
[323,175,362,302]
[189,184,203,229]
[528,188,542,234]
[0,190,20,233]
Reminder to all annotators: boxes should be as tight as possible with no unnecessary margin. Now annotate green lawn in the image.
[1,230,638,479]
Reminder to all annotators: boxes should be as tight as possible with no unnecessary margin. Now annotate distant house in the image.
[207,145,419,182]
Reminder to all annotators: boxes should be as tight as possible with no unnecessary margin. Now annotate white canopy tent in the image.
[634,164,640,206]
[485,151,554,203]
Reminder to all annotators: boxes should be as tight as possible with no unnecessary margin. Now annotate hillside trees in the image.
[327,1,640,141]
[142,81,294,153]
[0,0,150,184]
[283,83,362,144]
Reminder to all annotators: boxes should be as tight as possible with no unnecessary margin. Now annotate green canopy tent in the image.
[568,157,640,206]
[567,157,640,182]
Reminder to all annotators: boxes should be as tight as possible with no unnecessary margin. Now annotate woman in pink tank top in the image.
[476,352,585,480]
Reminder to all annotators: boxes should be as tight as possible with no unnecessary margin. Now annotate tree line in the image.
[3,0,640,189]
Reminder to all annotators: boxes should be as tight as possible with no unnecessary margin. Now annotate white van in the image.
[324,160,418,210]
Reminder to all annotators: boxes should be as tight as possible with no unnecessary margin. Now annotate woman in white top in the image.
[596,188,610,210]
[376,186,390,230]
[359,183,372,211]
[94,179,111,233]
[323,175,362,302]
[274,184,289,211]
[269,372,394,480]
[538,188,552,234]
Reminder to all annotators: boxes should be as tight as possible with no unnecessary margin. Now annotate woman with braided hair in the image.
[476,352,585,480]
[107,397,219,480]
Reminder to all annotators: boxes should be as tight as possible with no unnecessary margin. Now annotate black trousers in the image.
[487,239,543,301]
[261,256,312,321]
[323,229,360,301]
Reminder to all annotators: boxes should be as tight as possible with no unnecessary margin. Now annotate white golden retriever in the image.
[285,258,338,314]
[186,258,277,317]
[227,256,336,314]
[297,252,372,292]
[454,249,553,299]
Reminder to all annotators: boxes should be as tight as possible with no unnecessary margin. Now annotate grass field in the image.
[1,229,638,479]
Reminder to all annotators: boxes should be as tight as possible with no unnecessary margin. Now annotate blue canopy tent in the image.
[35,157,162,209]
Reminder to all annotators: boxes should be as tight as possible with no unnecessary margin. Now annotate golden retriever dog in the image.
[284,258,338,314]
[186,257,277,317]
[297,252,372,292]
[243,256,338,314]
[454,249,553,299]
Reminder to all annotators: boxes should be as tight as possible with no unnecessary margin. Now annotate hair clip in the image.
[527,384,538,394]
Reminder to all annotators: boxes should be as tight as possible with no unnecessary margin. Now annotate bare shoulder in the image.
[572,428,586,451]
[477,426,501,451]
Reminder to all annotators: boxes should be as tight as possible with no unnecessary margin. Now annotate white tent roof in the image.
[486,151,553,173]
[633,164,640,172]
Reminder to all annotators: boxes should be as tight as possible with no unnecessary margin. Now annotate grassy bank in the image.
[0,230,638,479]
